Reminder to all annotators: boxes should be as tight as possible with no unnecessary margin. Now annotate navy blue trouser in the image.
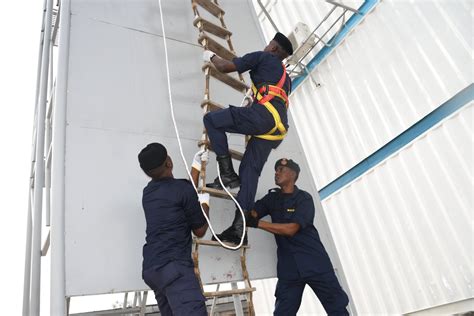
[142,261,207,316]
[274,271,349,316]
[203,105,282,210]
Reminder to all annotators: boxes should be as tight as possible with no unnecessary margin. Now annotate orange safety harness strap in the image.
[251,64,289,141]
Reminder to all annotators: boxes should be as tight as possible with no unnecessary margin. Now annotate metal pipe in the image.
[23,1,48,313]
[45,117,51,227]
[288,7,346,77]
[256,0,278,33]
[326,0,360,13]
[287,6,338,77]
[50,0,71,313]
[22,189,34,316]
[30,0,54,313]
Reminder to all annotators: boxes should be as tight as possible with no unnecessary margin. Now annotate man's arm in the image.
[258,221,300,237]
[191,167,200,188]
[192,202,209,237]
[247,210,300,237]
[210,55,237,73]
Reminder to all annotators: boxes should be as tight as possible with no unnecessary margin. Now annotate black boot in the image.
[207,155,240,189]
[212,209,248,246]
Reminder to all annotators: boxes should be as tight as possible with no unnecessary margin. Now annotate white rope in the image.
[158,0,246,250]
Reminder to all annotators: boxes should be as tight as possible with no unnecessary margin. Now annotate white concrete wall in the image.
[60,0,321,297]
[254,0,472,314]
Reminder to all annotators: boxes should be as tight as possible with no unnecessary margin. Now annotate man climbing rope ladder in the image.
[203,32,293,244]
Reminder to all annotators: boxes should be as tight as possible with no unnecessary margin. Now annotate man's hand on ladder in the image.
[203,50,216,62]
[242,88,254,107]
[192,148,209,172]
[198,193,210,207]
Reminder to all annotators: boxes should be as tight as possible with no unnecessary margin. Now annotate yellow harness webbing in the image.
[252,85,287,141]
[252,64,289,141]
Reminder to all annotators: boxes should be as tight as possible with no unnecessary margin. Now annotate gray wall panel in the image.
[64,0,320,297]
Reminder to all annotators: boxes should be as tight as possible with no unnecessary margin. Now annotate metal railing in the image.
[253,0,361,79]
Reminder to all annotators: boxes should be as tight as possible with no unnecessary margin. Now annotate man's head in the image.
[274,158,300,187]
[264,32,294,60]
[138,143,173,179]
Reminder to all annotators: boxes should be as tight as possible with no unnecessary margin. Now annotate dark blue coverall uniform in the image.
[141,177,207,316]
[203,51,291,211]
[254,187,349,316]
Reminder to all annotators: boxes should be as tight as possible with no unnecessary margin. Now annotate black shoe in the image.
[206,155,240,189]
[212,228,248,246]
[211,209,248,245]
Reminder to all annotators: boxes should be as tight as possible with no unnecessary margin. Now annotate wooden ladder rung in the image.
[203,62,248,93]
[198,139,244,161]
[194,17,232,39]
[201,99,224,111]
[228,149,244,161]
[201,186,237,199]
[195,239,250,248]
[204,287,256,298]
[193,0,225,18]
[199,33,236,61]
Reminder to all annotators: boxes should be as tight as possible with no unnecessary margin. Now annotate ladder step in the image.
[228,149,244,161]
[192,0,225,18]
[194,17,232,39]
[194,239,250,248]
[198,139,244,161]
[204,287,256,298]
[201,99,224,111]
[203,62,248,93]
[198,33,236,61]
[201,186,237,200]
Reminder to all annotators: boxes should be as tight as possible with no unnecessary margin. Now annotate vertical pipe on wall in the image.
[23,1,47,314]
[46,41,54,227]
[22,189,34,316]
[30,0,53,314]
[51,0,71,314]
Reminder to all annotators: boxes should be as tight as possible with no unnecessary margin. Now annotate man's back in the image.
[142,177,204,270]
[233,51,291,128]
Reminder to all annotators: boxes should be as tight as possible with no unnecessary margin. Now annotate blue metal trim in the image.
[319,84,474,200]
[292,0,379,90]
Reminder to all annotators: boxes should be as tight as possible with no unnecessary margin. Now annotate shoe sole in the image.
[211,236,247,247]
[207,180,240,190]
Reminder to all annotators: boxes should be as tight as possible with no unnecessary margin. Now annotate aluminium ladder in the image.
[191,0,256,315]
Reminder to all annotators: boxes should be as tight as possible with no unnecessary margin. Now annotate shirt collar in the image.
[279,185,300,197]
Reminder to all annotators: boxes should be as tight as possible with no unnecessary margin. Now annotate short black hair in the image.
[138,143,167,172]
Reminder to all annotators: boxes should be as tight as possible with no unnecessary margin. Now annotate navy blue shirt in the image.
[254,187,334,280]
[141,177,206,270]
[233,51,291,129]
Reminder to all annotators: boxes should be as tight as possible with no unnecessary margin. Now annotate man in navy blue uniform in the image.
[138,143,210,316]
[202,32,293,244]
[246,158,349,316]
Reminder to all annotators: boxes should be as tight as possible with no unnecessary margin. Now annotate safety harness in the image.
[251,64,289,141]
